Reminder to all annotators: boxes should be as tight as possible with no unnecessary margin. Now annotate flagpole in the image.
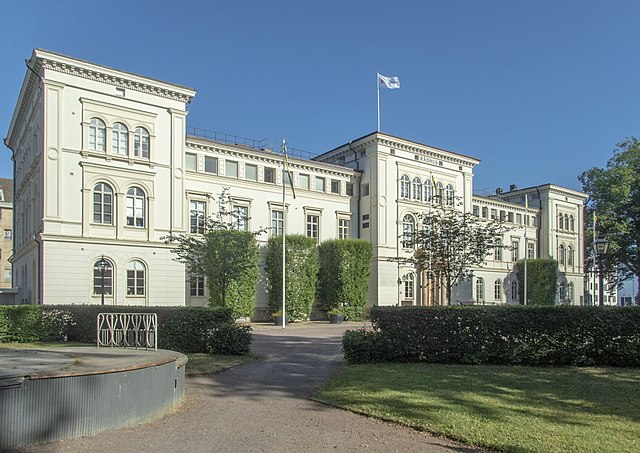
[524,194,528,306]
[281,139,287,329]
[377,72,380,131]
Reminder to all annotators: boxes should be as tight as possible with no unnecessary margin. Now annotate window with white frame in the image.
[494,239,502,261]
[338,218,349,239]
[126,260,145,296]
[331,179,340,194]
[93,182,113,224]
[245,164,257,181]
[315,177,326,192]
[190,276,205,296]
[346,183,354,196]
[185,153,197,171]
[402,214,415,248]
[567,245,573,267]
[225,160,238,178]
[233,205,249,231]
[564,214,569,231]
[204,156,218,174]
[516,213,522,224]
[402,273,414,299]
[424,179,432,202]
[400,175,410,199]
[362,183,370,196]
[558,213,564,230]
[133,127,149,158]
[3,230,11,240]
[299,174,310,190]
[93,258,113,295]
[559,282,566,301]
[190,200,206,234]
[112,122,128,155]
[482,207,488,218]
[264,167,276,183]
[472,205,480,216]
[569,215,575,232]
[490,209,497,220]
[476,277,484,303]
[568,282,574,303]
[126,187,145,227]
[527,242,535,259]
[559,244,565,265]
[511,280,518,302]
[271,209,284,236]
[89,118,106,151]
[412,177,422,201]
[494,279,502,301]
[436,182,444,204]
[445,184,454,207]
[511,240,519,262]
[306,214,319,241]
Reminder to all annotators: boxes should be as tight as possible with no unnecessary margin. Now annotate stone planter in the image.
[273,316,289,326]
[329,314,345,324]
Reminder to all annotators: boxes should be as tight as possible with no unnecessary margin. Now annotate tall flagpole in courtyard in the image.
[281,139,296,328]
[524,194,528,305]
[377,73,400,131]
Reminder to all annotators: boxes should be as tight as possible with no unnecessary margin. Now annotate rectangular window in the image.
[494,240,503,261]
[245,164,257,181]
[264,167,275,183]
[190,200,206,234]
[127,270,145,295]
[306,214,319,241]
[490,209,497,220]
[205,156,218,174]
[4,230,11,240]
[225,160,238,177]
[338,219,349,239]
[315,177,326,192]
[362,184,370,196]
[508,212,514,223]
[511,241,519,262]
[482,207,488,218]
[93,266,113,295]
[472,205,480,217]
[271,210,284,236]
[233,205,249,231]
[527,242,535,259]
[190,277,205,297]
[299,174,310,190]
[284,171,293,188]
[516,213,522,224]
[186,153,197,171]
[331,180,340,194]
[4,269,11,281]
[499,210,506,221]
[346,183,354,196]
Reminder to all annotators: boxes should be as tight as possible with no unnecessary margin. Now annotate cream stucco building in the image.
[4,49,588,316]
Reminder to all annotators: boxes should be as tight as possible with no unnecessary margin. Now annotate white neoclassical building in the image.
[4,49,588,317]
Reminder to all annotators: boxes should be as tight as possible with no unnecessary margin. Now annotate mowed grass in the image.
[314,363,640,453]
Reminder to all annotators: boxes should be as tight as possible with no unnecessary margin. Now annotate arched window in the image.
[89,118,106,151]
[402,273,414,299]
[400,175,410,199]
[134,127,150,158]
[93,183,113,224]
[127,260,146,296]
[558,213,564,230]
[93,258,113,295]
[569,215,575,232]
[445,184,454,207]
[564,214,569,231]
[412,177,422,201]
[568,282,574,303]
[567,245,573,267]
[511,280,518,302]
[112,122,128,155]
[402,214,415,248]
[494,279,502,301]
[476,277,484,303]
[126,187,145,227]
[424,179,433,203]
[559,282,566,302]
[559,244,565,265]
[436,182,444,204]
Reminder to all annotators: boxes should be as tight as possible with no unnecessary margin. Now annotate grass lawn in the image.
[314,363,640,453]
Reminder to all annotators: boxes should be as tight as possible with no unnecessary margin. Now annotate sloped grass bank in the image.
[314,363,640,453]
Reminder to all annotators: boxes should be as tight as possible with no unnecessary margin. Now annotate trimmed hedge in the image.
[343,306,640,366]
[0,305,251,355]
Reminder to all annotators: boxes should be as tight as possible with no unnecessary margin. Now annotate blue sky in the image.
[2,0,640,193]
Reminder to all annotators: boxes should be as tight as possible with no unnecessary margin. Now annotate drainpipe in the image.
[348,141,362,238]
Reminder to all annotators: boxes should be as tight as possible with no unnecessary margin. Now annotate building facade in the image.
[0,178,13,288]
[5,49,587,316]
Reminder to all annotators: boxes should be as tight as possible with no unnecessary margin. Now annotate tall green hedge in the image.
[318,239,372,320]
[0,305,252,355]
[343,306,640,366]
[265,235,318,320]
[515,259,558,305]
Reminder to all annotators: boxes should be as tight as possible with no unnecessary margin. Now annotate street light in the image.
[96,255,109,306]
[592,237,609,306]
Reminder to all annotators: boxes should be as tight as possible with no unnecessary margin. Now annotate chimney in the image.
[509,184,518,191]
[495,187,503,195]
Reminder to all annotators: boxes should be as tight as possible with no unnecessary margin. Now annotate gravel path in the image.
[18,323,481,453]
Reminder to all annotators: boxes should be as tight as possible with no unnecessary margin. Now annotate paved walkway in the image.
[15,323,481,453]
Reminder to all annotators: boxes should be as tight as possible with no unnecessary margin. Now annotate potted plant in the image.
[328,308,345,324]
[271,310,289,326]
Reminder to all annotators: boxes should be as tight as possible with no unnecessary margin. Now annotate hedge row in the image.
[343,306,640,366]
[0,305,252,355]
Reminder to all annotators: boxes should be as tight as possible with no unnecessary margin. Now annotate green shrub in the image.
[515,259,558,305]
[342,329,393,363]
[318,239,372,321]
[265,235,319,320]
[343,306,640,366]
[204,324,253,355]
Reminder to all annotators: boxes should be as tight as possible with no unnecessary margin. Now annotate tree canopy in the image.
[579,137,640,282]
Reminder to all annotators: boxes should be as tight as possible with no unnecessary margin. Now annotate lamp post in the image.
[96,255,109,306]
[592,237,609,306]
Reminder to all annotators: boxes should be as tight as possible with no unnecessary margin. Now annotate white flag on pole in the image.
[378,74,400,89]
